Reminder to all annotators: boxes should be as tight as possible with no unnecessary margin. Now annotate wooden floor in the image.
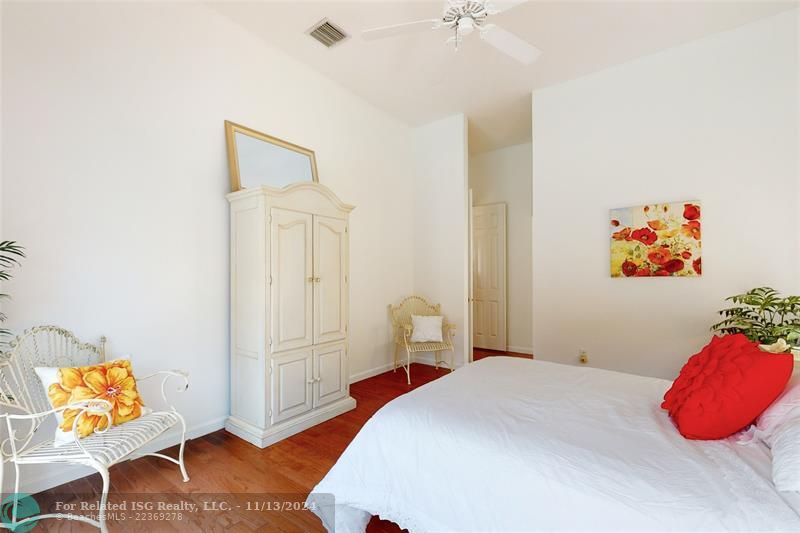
[33,351,529,532]
[473,347,533,361]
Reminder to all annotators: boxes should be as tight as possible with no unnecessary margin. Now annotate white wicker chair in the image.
[0,326,190,533]
[389,296,456,384]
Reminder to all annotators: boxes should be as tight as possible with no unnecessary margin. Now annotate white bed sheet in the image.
[307,357,800,532]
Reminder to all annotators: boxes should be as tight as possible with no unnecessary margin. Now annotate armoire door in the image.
[271,349,313,423]
[271,208,314,352]
[313,216,348,345]
[313,343,347,408]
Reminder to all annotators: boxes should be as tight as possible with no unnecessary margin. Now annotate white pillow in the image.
[771,416,800,491]
[410,315,443,343]
[750,375,800,443]
[739,374,800,492]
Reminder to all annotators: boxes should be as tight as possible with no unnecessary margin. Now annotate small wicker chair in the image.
[0,326,190,533]
[389,296,456,384]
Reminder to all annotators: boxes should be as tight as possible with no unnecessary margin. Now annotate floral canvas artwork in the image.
[610,201,701,278]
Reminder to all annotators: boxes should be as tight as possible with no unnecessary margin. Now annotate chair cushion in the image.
[661,334,793,440]
[18,410,180,467]
[410,315,443,343]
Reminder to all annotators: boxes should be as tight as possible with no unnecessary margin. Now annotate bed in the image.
[307,357,800,532]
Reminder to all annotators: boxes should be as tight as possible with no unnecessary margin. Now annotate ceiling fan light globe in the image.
[458,17,475,35]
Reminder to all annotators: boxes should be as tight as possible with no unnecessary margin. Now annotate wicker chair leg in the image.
[434,351,441,369]
[177,413,190,482]
[449,350,454,372]
[393,344,400,371]
[97,465,111,533]
[405,347,412,385]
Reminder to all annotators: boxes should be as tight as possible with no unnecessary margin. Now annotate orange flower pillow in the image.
[35,358,147,446]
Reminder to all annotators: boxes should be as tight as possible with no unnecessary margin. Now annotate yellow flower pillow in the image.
[35,358,148,446]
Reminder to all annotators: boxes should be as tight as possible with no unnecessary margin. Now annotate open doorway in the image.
[468,142,534,363]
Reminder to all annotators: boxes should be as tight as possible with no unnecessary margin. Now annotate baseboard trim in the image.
[21,415,227,495]
[225,396,357,448]
[351,354,457,383]
[413,353,437,365]
[350,361,397,383]
[507,346,534,355]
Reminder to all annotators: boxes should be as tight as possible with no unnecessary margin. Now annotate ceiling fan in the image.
[361,0,540,65]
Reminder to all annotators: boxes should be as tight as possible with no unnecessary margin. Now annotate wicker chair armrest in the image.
[2,399,113,460]
[443,322,456,339]
[137,370,189,411]
[4,399,112,421]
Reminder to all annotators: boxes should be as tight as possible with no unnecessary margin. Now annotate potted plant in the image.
[711,287,800,352]
[0,240,25,337]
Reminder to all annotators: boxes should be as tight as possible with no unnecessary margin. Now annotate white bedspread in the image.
[307,357,800,532]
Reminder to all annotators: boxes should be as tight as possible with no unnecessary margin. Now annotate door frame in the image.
[470,201,508,352]
[467,189,474,364]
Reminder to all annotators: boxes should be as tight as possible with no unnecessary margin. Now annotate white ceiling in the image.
[210,1,797,153]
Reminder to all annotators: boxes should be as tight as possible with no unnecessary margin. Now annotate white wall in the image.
[413,114,470,367]
[532,9,799,380]
[470,143,532,353]
[1,1,417,491]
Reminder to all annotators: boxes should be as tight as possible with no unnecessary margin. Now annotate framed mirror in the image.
[225,120,318,192]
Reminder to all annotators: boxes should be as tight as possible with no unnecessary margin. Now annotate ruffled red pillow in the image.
[662,334,793,440]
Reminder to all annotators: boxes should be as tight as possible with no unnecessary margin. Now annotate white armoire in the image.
[225,183,356,448]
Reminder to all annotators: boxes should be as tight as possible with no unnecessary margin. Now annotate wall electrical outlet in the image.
[579,350,589,364]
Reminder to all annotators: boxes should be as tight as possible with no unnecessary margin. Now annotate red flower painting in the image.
[610,201,702,278]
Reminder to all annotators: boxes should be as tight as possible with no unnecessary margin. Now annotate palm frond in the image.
[713,287,800,345]
[0,240,24,336]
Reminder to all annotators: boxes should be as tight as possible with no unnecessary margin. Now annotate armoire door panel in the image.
[271,208,314,352]
[314,216,347,345]
[272,349,313,423]
[313,343,347,408]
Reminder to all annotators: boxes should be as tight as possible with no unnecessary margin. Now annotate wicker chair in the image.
[0,326,190,533]
[389,296,456,384]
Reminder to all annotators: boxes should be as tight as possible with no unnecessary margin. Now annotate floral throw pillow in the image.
[35,358,147,446]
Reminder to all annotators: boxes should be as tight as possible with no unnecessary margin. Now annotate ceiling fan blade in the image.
[362,19,442,41]
[484,0,529,15]
[480,24,541,65]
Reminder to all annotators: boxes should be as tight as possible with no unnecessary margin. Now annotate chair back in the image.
[389,296,442,329]
[0,326,105,423]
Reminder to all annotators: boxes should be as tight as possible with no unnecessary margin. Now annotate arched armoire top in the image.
[226,182,355,213]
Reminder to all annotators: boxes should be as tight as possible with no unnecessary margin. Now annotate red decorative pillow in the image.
[662,334,793,440]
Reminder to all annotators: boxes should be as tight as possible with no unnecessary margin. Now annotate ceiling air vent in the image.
[307,19,348,48]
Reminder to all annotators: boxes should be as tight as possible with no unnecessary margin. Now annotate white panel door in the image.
[271,208,314,352]
[313,216,347,345]
[472,204,507,350]
[271,349,313,423]
[313,343,347,408]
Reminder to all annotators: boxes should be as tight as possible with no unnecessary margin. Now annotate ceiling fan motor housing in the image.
[442,1,490,32]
